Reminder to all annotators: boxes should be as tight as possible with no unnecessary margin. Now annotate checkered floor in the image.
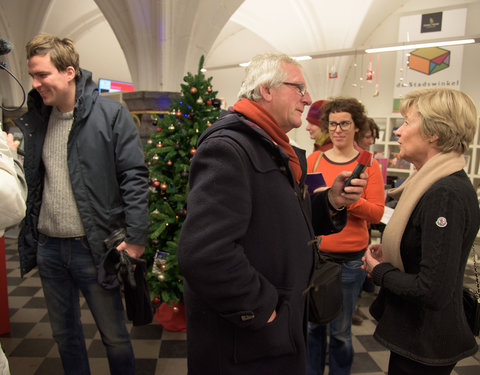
[1,232,480,375]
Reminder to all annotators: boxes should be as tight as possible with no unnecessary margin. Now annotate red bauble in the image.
[156,127,162,132]
[190,148,197,155]
[152,297,160,305]
[160,182,168,191]
[153,180,160,187]
[175,111,182,118]
[207,87,212,93]
[206,100,212,105]
[190,87,197,94]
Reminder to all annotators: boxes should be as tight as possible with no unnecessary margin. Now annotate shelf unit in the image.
[370,115,480,191]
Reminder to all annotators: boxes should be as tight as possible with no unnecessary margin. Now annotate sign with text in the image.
[392,8,466,112]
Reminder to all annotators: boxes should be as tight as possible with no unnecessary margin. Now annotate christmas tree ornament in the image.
[167,160,172,166]
[147,139,153,145]
[153,180,160,187]
[158,273,165,281]
[190,148,196,155]
[190,87,197,94]
[181,168,188,178]
[206,100,212,106]
[168,124,175,131]
[207,121,212,127]
[212,99,222,109]
[156,127,162,132]
[366,54,374,81]
[196,97,203,104]
[172,305,179,313]
[152,154,159,161]
[207,86,212,93]
[328,64,338,79]
[152,297,160,305]
[175,111,182,118]
[156,142,163,148]
[152,119,158,126]
[160,182,168,191]
[373,54,380,97]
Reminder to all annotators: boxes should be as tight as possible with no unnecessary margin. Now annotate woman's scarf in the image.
[233,98,302,184]
[382,152,465,271]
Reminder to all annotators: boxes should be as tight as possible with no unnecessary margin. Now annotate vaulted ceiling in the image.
[0,0,476,109]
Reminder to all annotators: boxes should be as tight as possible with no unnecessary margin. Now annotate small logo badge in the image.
[436,217,447,228]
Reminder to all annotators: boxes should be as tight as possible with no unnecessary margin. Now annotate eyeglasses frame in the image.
[281,81,307,96]
[328,120,353,131]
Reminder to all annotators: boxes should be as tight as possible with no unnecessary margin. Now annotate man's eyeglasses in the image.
[282,82,306,96]
[328,121,353,131]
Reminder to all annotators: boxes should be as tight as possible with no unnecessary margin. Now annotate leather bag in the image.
[304,254,343,325]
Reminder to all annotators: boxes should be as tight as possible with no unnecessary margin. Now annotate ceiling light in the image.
[365,38,475,53]
[293,55,312,61]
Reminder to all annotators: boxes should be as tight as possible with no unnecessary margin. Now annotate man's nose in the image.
[303,91,312,105]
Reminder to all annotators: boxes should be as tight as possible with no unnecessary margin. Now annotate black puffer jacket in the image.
[178,112,346,375]
[15,68,149,276]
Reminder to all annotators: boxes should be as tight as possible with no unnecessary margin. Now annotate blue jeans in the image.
[37,234,135,375]
[307,259,366,375]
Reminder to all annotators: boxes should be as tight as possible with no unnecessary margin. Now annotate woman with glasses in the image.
[306,97,385,375]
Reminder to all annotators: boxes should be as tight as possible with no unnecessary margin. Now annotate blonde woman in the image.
[363,88,479,375]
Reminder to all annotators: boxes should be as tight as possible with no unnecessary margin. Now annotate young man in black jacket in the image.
[16,33,149,375]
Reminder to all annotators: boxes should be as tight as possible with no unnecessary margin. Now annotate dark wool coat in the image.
[370,171,479,365]
[178,113,346,375]
[15,69,149,276]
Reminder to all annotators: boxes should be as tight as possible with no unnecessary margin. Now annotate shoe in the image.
[352,312,363,325]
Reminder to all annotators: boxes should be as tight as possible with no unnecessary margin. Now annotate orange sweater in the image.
[307,151,385,253]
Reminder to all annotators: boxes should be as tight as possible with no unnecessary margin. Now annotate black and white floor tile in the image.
[1,233,479,375]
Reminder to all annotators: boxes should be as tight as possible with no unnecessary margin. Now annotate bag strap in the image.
[472,244,480,302]
[312,151,323,172]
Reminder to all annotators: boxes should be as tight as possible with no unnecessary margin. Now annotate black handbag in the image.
[291,177,343,325]
[463,245,480,336]
[303,249,343,325]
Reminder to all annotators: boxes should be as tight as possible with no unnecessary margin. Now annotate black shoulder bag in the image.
[303,244,343,325]
[292,181,343,326]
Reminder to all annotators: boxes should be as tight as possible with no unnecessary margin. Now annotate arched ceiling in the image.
[0,0,475,108]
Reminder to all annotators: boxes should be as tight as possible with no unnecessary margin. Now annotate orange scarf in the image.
[233,98,302,184]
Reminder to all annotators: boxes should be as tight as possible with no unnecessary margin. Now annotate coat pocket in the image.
[233,301,297,364]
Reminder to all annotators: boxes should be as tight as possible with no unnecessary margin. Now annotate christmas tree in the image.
[143,56,221,311]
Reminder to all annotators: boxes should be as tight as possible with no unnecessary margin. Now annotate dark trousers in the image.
[388,352,456,375]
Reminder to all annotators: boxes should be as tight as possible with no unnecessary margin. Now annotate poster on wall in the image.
[392,8,467,112]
